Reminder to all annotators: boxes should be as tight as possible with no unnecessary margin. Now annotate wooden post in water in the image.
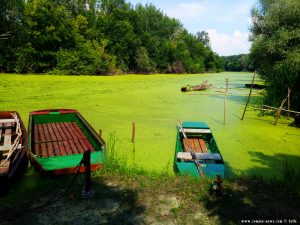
[224,78,229,125]
[131,122,135,143]
[98,129,102,138]
[241,71,256,120]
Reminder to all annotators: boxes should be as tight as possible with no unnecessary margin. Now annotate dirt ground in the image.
[0,173,299,225]
[0,174,216,225]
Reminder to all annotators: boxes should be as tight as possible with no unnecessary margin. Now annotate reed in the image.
[282,159,300,186]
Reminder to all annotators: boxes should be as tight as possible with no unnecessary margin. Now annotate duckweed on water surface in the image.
[1,72,299,179]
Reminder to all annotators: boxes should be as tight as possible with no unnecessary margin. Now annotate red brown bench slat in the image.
[41,143,48,157]
[64,122,80,140]
[183,138,207,153]
[47,142,55,157]
[37,124,46,142]
[42,124,51,142]
[47,123,57,141]
[51,123,62,141]
[183,139,190,152]
[60,122,73,140]
[78,138,89,152]
[71,122,84,139]
[58,141,67,156]
[84,139,95,152]
[63,140,73,155]
[32,121,98,157]
[55,123,67,141]
[53,142,61,156]
[183,139,196,152]
[69,140,80,154]
[34,125,39,143]
[35,143,40,157]
[73,139,85,153]
[199,139,208,153]
[72,122,86,139]
[189,139,195,152]
[193,139,202,153]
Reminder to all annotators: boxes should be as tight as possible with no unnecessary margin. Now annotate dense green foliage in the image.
[0,0,223,74]
[222,54,254,72]
[250,0,300,110]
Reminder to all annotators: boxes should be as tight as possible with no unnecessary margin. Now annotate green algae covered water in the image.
[1,72,299,179]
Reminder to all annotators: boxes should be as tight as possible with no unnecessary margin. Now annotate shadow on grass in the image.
[0,168,145,225]
[200,153,300,225]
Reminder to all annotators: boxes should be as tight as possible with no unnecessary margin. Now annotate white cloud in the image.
[166,2,209,21]
[207,29,250,56]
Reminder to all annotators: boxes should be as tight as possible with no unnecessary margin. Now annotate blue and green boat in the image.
[174,121,224,178]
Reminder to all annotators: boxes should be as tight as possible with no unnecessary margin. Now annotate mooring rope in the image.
[0,113,22,167]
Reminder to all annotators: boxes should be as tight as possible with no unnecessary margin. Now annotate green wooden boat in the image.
[28,109,105,175]
[174,121,224,178]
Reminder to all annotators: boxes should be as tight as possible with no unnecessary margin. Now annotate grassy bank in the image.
[1,72,300,179]
[1,167,299,225]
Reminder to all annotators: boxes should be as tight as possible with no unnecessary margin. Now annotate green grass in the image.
[1,72,300,179]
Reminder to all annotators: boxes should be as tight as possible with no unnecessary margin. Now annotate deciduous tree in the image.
[250,0,300,109]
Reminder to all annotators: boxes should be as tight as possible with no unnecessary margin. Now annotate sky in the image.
[128,0,257,56]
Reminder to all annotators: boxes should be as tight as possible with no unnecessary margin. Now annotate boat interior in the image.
[0,117,18,173]
[33,121,95,158]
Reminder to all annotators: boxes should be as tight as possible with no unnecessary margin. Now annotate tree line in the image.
[0,0,224,75]
[250,0,300,111]
[222,54,254,72]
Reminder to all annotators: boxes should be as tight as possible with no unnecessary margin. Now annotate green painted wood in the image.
[182,121,209,129]
[174,121,224,178]
[34,151,104,171]
[28,110,105,173]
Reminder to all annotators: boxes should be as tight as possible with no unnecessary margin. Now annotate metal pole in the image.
[81,149,94,199]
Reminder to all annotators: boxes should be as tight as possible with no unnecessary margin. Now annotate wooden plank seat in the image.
[33,122,95,158]
[183,138,208,153]
[199,139,208,153]
[0,126,13,152]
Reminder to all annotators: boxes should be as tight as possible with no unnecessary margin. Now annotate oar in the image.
[177,121,205,177]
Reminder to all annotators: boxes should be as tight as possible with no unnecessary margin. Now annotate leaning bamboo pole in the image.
[241,71,256,120]
[274,88,292,125]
